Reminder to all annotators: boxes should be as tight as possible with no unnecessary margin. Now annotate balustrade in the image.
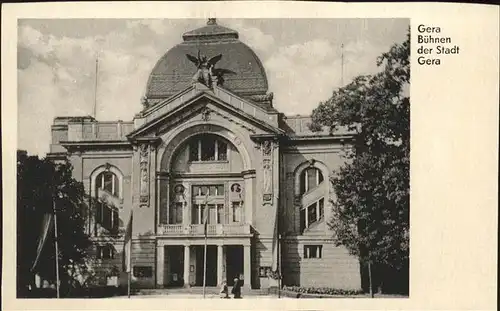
[157,223,250,236]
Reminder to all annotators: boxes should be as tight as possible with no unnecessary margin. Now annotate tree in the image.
[17,151,92,297]
[310,29,410,295]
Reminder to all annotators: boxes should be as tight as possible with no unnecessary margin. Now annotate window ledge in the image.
[188,160,229,164]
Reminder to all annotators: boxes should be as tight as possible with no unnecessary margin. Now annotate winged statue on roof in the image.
[186,51,236,87]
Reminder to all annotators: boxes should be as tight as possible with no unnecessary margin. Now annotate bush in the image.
[282,286,364,296]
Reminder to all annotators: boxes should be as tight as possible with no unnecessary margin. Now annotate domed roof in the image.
[145,19,269,99]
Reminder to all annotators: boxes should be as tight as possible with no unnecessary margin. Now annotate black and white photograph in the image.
[3,3,498,310]
[15,17,410,299]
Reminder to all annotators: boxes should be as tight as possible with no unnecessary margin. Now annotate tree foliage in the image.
[311,30,410,289]
[17,151,92,296]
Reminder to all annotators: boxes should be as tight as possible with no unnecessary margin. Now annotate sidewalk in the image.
[112,294,289,299]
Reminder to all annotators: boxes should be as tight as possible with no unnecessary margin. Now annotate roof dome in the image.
[145,19,269,100]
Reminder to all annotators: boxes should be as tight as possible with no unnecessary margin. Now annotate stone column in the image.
[183,245,190,287]
[243,244,251,289]
[156,245,164,288]
[217,245,223,285]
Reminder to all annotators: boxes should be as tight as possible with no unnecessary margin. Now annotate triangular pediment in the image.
[128,87,283,140]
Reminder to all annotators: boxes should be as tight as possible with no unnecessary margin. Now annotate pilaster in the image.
[217,245,223,285]
[183,245,190,287]
[243,244,251,289]
[156,245,165,288]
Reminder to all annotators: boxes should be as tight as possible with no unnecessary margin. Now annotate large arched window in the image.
[188,134,228,162]
[295,161,328,233]
[92,168,122,234]
[96,171,120,197]
[299,167,324,195]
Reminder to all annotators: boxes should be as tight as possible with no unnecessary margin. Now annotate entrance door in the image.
[195,246,217,286]
[226,245,244,286]
[166,246,184,287]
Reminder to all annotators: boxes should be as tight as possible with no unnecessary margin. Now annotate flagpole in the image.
[53,196,60,298]
[127,271,131,298]
[93,55,99,119]
[340,43,344,87]
[278,233,281,298]
[202,194,209,298]
[124,209,133,298]
[203,230,207,298]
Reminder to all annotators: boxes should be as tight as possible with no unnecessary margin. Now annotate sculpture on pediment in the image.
[141,95,149,109]
[186,51,236,88]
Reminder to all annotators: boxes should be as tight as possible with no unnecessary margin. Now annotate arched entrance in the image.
[155,122,255,288]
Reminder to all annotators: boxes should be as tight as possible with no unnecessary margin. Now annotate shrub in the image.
[282,286,364,296]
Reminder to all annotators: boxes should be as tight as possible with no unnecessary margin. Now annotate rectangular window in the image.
[192,185,224,197]
[97,245,114,259]
[217,204,224,224]
[304,245,323,259]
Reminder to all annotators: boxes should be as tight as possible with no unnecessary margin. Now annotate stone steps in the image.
[136,287,269,296]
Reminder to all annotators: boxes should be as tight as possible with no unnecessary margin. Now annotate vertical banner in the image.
[122,210,133,273]
[31,213,54,272]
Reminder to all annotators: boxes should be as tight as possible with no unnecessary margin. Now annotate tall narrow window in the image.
[192,184,225,225]
[217,204,224,224]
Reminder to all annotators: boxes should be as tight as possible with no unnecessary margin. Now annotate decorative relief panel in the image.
[139,144,149,206]
[257,139,278,205]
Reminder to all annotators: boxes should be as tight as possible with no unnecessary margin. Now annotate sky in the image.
[17,18,409,156]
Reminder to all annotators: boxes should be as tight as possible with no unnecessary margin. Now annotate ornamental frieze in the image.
[139,144,149,206]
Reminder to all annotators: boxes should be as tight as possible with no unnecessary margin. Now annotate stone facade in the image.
[47,20,361,290]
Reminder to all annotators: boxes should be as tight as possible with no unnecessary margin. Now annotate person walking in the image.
[231,277,242,299]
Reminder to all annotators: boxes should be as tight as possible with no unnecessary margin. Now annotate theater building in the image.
[47,19,361,290]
